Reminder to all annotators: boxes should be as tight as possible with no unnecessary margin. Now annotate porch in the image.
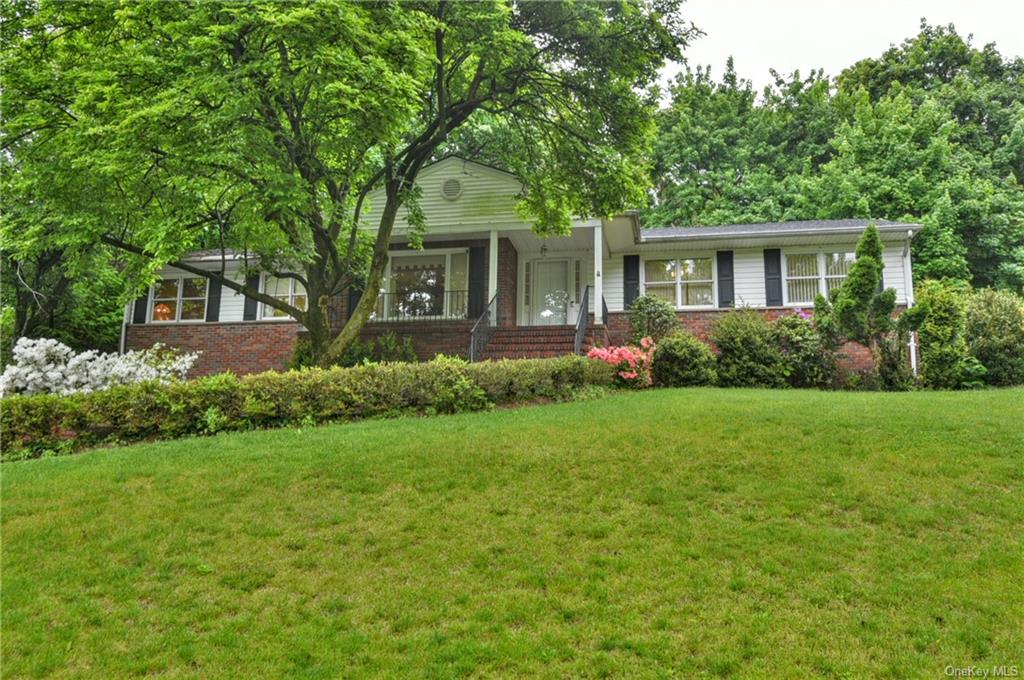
[353,225,609,360]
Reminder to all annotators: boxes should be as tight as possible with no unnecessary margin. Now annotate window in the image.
[383,250,469,319]
[642,257,713,308]
[151,277,207,322]
[262,276,307,318]
[784,251,856,304]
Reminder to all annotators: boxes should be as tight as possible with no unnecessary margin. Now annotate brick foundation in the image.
[359,321,476,360]
[125,321,301,377]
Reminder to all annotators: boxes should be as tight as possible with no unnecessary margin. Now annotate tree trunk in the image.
[321,182,402,365]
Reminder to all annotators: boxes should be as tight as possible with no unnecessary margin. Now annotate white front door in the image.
[532,259,570,325]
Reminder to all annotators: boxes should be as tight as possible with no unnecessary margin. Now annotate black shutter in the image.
[467,245,486,317]
[623,255,640,307]
[242,275,260,320]
[205,280,222,322]
[132,294,149,324]
[716,250,734,308]
[764,249,783,307]
[347,286,363,321]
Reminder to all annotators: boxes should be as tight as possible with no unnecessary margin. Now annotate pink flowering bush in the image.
[587,337,655,387]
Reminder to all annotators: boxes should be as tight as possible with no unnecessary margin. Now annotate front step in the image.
[479,325,585,360]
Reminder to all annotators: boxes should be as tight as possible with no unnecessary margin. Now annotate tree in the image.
[2,0,694,361]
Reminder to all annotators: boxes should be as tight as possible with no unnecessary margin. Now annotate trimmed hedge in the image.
[1,355,613,461]
[651,332,717,387]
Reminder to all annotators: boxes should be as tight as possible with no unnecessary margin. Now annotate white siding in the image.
[361,158,528,235]
[882,245,909,304]
[602,256,624,312]
[733,249,766,308]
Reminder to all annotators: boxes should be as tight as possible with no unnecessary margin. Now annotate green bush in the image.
[627,294,679,343]
[966,288,1024,386]
[772,314,839,389]
[914,280,986,390]
[712,311,789,388]
[650,333,717,387]
[290,331,418,369]
[1,355,614,461]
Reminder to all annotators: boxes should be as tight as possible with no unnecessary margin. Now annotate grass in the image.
[3,388,1023,678]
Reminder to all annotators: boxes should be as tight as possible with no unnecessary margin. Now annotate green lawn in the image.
[3,388,1023,678]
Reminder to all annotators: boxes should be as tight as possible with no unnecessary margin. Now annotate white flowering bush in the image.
[0,337,198,396]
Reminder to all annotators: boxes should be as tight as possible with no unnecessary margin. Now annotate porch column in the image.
[593,223,603,325]
[488,229,499,318]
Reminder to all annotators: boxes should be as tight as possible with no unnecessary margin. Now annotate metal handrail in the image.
[602,295,608,326]
[574,285,591,355]
[469,293,499,362]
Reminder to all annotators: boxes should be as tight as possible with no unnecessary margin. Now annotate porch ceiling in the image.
[507,227,595,254]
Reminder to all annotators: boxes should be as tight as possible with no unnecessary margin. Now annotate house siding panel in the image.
[733,249,766,307]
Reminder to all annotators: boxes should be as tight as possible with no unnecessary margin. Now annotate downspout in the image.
[902,229,918,376]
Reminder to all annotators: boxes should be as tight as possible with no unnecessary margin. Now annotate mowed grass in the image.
[3,388,1023,678]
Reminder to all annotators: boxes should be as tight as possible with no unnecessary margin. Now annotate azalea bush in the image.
[0,337,198,397]
[587,338,655,387]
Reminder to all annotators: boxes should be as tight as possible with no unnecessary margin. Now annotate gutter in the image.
[119,301,130,354]
[638,224,924,244]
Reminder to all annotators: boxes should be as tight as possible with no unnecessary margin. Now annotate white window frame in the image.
[639,254,717,310]
[781,249,858,306]
[149,275,208,324]
[382,248,470,320]
[260,273,307,320]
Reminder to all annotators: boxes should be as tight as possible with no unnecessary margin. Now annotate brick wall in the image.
[359,321,476,360]
[125,321,300,377]
[497,238,517,326]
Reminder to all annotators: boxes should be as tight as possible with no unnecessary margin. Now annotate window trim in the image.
[382,247,470,320]
[149,275,209,324]
[259,273,307,321]
[639,254,717,310]
[781,249,858,306]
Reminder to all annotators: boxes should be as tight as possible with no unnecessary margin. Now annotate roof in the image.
[639,218,921,242]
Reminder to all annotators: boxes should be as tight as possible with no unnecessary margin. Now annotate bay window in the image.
[642,257,714,308]
[151,276,207,322]
[784,251,857,304]
[381,250,469,319]
[262,275,307,318]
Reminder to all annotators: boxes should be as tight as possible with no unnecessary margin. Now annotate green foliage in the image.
[650,332,716,387]
[3,0,692,360]
[2,355,613,460]
[646,22,1024,290]
[829,226,896,345]
[772,315,839,389]
[291,332,418,370]
[965,288,1024,386]
[913,280,986,390]
[627,294,679,343]
[711,311,788,388]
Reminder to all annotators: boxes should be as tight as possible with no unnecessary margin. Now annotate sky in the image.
[661,0,1024,93]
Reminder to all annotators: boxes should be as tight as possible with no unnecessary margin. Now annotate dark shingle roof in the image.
[640,218,921,241]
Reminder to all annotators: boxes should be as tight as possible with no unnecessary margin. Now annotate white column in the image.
[488,230,499,318]
[593,223,603,325]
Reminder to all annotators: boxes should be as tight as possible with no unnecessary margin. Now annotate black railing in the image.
[602,295,608,326]
[469,293,499,362]
[574,285,591,355]
[368,289,471,322]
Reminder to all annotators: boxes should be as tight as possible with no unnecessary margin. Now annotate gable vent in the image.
[441,177,463,200]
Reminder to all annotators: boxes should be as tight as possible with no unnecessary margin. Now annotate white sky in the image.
[661,0,1024,93]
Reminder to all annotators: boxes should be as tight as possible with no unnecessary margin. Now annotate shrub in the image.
[587,339,655,387]
[712,311,788,388]
[627,294,679,343]
[913,280,986,390]
[772,314,838,389]
[650,332,716,387]
[965,288,1024,386]
[1,355,614,460]
[290,331,418,369]
[0,338,198,396]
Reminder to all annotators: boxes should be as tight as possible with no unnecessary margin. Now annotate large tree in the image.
[2,0,693,361]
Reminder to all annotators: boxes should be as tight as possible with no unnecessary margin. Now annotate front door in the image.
[532,259,570,325]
